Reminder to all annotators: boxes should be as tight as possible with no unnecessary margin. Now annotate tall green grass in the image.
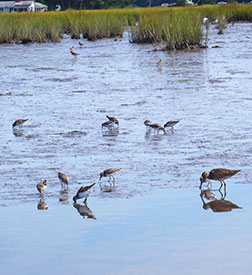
[0,5,252,47]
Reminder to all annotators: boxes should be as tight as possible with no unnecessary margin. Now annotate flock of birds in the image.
[11,115,242,210]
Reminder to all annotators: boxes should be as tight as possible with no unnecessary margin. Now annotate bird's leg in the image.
[207,180,212,189]
[112,175,115,184]
[84,197,87,204]
[218,181,223,191]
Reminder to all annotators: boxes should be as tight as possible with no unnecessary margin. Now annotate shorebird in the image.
[106,115,119,126]
[78,41,84,46]
[73,183,96,204]
[101,116,119,130]
[99,168,122,184]
[70,46,75,50]
[58,172,69,189]
[149,123,166,135]
[200,168,241,190]
[164,120,179,130]
[12,119,28,129]
[36,180,47,194]
[70,50,79,56]
[157,59,162,66]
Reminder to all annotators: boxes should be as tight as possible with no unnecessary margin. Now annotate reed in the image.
[131,9,203,50]
[0,5,252,46]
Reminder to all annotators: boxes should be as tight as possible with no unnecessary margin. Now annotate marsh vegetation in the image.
[0,4,252,49]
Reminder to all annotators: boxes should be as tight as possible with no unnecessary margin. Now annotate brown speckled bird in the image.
[70,50,79,56]
[58,172,69,189]
[12,119,28,128]
[73,183,96,204]
[37,180,47,194]
[164,120,179,130]
[149,123,165,135]
[99,168,122,184]
[200,168,241,190]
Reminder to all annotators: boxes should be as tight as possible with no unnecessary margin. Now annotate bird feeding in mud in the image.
[200,168,241,190]
[70,50,79,56]
[12,119,28,129]
[163,120,180,130]
[99,168,122,184]
[73,183,96,204]
[101,115,119,130]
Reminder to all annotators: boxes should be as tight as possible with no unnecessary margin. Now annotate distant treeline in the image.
[36,0,252,10]
[37,0,135,10]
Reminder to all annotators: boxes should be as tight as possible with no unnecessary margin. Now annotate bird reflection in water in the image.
[59,189,69,203]
[37,197,48,210]
[73,202,96,220]
[12,129,24,137]
[200,188,242,213]
[99,182,116,193]
[102,128,119,137]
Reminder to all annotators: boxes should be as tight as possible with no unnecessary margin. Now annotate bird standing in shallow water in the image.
[99,168,122,184]
[12,119,28,129]
[149,123,166,135]
[102,115,119,130]
[164,120,179,130]
[70,50,79,56]
[200,168,241,190]
[157,59,162,66]
[73,183,96,204]
[37,180,47,194]
[58,172,69,189]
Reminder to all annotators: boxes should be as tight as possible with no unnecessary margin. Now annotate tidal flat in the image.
[1,23,252,274]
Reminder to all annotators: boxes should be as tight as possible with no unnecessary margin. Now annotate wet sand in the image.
[0,23,252,274]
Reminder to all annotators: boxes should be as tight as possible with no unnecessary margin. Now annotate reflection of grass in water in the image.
[0,5,252,46]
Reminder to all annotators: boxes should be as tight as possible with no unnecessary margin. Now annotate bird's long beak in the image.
[99,175,102,181]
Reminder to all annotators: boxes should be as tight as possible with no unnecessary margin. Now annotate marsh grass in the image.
[0,4,252,47]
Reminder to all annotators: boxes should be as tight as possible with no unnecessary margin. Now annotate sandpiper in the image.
[36,180,47,194]
[12,119,28,129]
[149,123,166,135]
[99,168,122,184]
[157,59,162,66]
[200,168,241,190]
[102,116,119,130]
[164,120,179,130]
[106,115,119,126]
[73,183,96,204]
[70,50,79,56]
[78,41,84,46]
[58,172,69,189]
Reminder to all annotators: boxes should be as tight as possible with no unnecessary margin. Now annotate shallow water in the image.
[1,23,252,274]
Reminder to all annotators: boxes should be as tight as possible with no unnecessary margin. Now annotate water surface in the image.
[0,23,252,274]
